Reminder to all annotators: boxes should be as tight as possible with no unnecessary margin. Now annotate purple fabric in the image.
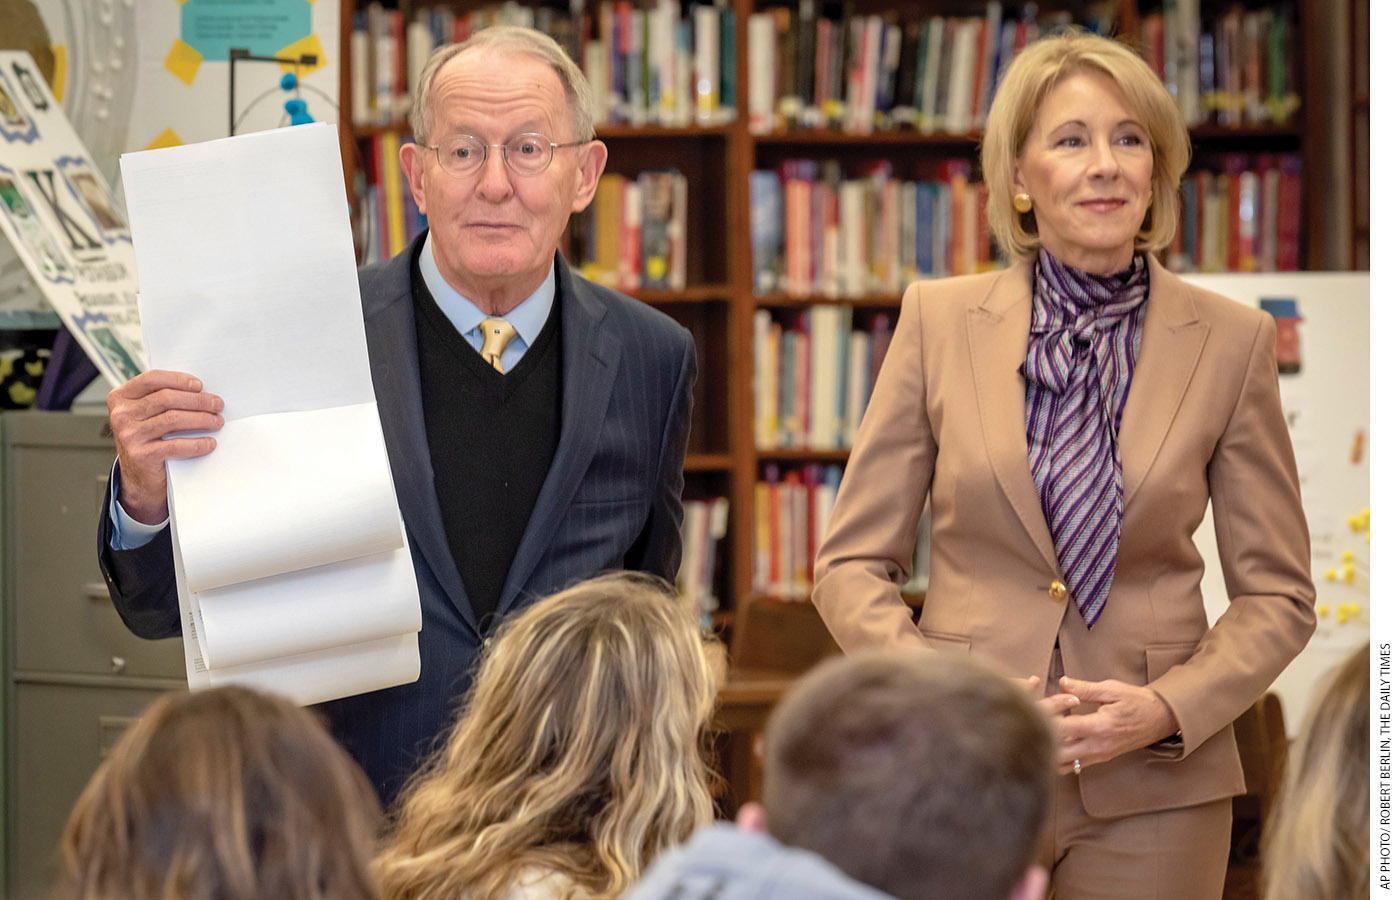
[1022,250,1148,628]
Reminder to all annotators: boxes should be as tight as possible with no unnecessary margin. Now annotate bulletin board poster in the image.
[0,51,144,388]
[129,0,340,150]
[1184,272,1369,735]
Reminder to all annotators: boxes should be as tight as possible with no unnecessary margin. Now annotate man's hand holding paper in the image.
[106,369,223,525]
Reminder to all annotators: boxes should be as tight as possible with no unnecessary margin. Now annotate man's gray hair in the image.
[408,25,595,146]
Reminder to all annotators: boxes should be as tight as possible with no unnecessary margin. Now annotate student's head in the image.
[54,685,382,900]
[758,650,1052,900]
[377,572,717,900]
[981,29,1190,268]
[400,25,606,307]
[1262,644,1368,900]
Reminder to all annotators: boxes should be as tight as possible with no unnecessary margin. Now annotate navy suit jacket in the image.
[98,238,697,802]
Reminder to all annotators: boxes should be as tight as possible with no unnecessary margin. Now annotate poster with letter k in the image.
[0,50,145,386]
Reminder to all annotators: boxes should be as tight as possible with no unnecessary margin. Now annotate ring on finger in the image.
[1072,758,1082,775]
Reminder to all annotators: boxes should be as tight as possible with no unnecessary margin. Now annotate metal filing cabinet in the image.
[3,411,185,899]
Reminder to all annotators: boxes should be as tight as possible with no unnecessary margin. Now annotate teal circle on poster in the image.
[180,0,312,60]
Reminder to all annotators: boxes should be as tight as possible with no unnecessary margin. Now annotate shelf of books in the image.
[336,0,1322,636]
[737,0,1314,621]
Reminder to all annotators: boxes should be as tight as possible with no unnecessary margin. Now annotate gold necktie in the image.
[479,318,517,373]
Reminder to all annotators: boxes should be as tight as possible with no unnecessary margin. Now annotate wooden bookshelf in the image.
[334,0,1330,663]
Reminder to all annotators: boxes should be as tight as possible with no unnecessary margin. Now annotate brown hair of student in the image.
[761,649,1054,900]
[53,685,382,900]
[1262,644,1368,900]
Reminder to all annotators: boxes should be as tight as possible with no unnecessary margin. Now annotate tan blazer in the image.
[812,256,1315,819]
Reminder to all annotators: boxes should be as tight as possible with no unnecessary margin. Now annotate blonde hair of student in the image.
[409,25,596,148]
[54,685,382,900]
[375,572,717,900]
[1262,644,1368,900]
[981,29,1191,263]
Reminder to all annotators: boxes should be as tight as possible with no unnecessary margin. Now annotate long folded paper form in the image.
[120,122,421,703]
[171,405,403,594]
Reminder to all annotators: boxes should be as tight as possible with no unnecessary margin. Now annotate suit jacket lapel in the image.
[500,253,620,612]
[967,262,1060,573]
[362,238,477,632]
[1118,257,1210,506]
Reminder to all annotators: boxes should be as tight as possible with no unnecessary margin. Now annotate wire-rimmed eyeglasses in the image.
[426,133,590,177]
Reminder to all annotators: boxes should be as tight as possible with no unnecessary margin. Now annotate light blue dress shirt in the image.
[419,231,554,374]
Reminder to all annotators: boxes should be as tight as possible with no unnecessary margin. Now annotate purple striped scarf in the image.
[1022,249,1148,628]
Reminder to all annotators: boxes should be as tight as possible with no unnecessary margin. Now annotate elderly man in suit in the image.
[98,26,696,803]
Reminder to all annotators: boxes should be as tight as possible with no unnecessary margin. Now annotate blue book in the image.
[719,7,738,114]
[915,180,935,277]
[780,328,798,447]
[749,170,783,295]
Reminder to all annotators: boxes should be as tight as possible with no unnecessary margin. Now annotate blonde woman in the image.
[812,28,1314,897]
[54,685,382,900]
[376,572,716,900]
[1263,644,1368,900]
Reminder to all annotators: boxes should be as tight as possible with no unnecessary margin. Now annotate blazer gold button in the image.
[1049,580,1068,602]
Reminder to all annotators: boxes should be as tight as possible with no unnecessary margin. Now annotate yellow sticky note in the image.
[164,39,202,87]
[145,128,183,150]
[277,33,327,77]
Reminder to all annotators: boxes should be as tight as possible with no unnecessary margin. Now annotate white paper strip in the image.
[121,123,421,705]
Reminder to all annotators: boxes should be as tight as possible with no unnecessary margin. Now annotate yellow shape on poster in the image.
[165,38,203,86]
[1348,515,1362,532]
[145,127,184,150]
[1324,569,1336,582]
[50,44,67,102]
[1318,605,1330,618]
[1341,550,1355,563]
[277,33,327,77]
[8,382,35,406]
[1342,564,1355,585]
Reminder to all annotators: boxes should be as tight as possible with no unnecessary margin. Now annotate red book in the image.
[969,19,988,123]
[1276,154,1302,270]
[780,159,817,295]
[1142,13,1166,80]
[1224,154,1247,270]
[386,10,405,102]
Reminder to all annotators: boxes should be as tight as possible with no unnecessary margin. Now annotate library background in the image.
[0,0,1370,898]
[342,2,1368,898]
